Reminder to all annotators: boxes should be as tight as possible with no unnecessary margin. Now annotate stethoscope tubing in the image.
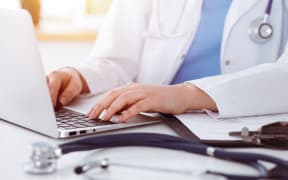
[59,133,288,169]
[265,0,274,15]
[60,133,194,154]
[64,133,282,179]
[151,0,274,40]
[207,161,269,180]
[215,148,288,168]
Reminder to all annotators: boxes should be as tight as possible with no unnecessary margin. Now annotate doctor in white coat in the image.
[47,0,288,122]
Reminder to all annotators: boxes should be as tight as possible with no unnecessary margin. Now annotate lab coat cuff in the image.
[186,76,227,118]
[73,64,104,95]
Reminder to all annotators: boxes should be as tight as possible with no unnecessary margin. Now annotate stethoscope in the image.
[249,0,274,43]
[24,133,288,179]
[147,0,274,44]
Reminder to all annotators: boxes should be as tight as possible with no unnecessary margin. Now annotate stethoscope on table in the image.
[24,133,288,179]
[150,0,274,44]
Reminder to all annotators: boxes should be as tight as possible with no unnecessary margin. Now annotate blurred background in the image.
[0,0,111,71]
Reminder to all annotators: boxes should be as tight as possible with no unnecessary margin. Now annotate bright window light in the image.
[41,0,86,19]
[0,0,20,9]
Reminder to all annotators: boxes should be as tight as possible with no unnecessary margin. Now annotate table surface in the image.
[1,42,287,180]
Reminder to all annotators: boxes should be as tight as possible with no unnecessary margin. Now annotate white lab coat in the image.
[76,0,288,118]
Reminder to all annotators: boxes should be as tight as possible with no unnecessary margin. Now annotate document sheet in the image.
[176,112,288,140]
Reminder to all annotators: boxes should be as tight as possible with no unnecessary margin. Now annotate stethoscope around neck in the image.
[249,0,274,43]
[146,0,274,44]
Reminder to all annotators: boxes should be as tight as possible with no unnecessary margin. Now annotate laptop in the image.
[0,9,161,138]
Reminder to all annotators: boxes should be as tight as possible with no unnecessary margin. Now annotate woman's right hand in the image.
[47,68,89,108]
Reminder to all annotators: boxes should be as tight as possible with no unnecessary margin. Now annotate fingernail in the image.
[99,109,107,120]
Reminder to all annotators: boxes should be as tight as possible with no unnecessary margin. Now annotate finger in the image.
[59,78,81,106]
[88,89,124,119]
[47,73,62,107]
[103,91,145,121]
[118,100,151,123]
[88,85,136,119]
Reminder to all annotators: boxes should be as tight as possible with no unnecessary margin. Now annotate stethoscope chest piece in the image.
[248,17,273,44]
[24,142,60,175]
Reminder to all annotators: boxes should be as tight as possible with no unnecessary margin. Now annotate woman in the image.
[47,0,288,122]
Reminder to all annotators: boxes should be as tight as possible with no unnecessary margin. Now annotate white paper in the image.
[176,112,288,140]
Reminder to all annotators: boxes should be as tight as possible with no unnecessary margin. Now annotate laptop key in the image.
[66,122,76,125]
[60,119,68,122]
[55,108,116,129]
[69,118,79,121]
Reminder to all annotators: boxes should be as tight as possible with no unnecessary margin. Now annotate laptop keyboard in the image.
[55,108,115,130]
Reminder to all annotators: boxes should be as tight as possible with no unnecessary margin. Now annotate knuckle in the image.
[93,103,103,111]
[69,71,79,80]
[139,90,148,97]
[107,89,118,97]
[135,102,146,111]
[125,83,140,89]
[108,106,117,113]
[118,92,136,104]
[50,70,61,77]
[120,93,130,100]
[65,68,78,75]
[123,110,133,117]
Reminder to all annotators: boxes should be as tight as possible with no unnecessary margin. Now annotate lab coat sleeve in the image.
[188,51,288,118]
[75,0,151,95]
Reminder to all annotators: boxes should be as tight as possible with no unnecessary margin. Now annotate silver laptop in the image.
[0,9,160,138]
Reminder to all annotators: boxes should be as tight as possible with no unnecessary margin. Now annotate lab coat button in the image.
[181,54,186,59]
[225,60,231,66]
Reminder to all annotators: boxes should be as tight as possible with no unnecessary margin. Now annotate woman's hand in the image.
[47,68,89,108]
[88,83,217,122]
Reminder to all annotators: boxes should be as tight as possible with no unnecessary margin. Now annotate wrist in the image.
[61,67,90,94]
[179,83,218,112]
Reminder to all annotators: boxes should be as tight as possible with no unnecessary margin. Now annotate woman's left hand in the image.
[88,83,217,123]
